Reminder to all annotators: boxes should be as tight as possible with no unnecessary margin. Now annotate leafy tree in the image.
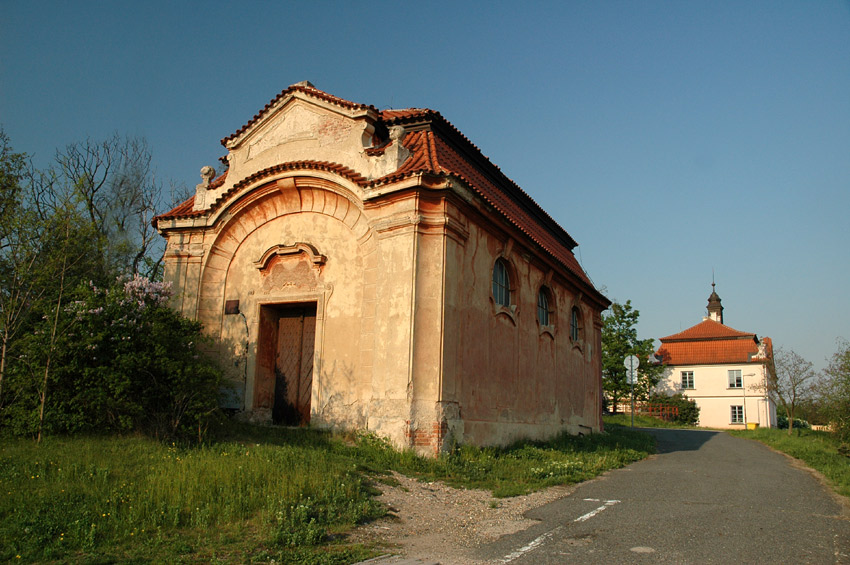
[0,130,215,441]
[764,347,817,436]
[1,196,107,439]
[795,396,830,426]
[601,300,663,412]
[0,130,36,412]
[823,339,850,442]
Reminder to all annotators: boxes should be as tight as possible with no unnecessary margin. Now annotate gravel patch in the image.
[349,472,577,564]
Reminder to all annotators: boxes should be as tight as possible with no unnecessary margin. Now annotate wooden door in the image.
[274,306,316,425]
[256,303,316,425]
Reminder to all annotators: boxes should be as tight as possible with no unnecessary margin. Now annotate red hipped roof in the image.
[657,319,771,365]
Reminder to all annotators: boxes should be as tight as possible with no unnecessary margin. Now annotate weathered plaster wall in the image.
[449,214,603,447]
[363,192,421,447]
[164,175,400,429]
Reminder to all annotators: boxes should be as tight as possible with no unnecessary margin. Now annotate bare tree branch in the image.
[764,347,818,434]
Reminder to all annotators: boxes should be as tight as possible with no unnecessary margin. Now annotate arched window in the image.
[537,287,552,326]
[570,306,581,342]
[492,258,511,307]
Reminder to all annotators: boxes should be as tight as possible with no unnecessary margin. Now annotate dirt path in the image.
[348,473,578,564]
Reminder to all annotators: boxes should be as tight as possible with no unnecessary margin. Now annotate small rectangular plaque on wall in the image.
[224,300,240,315]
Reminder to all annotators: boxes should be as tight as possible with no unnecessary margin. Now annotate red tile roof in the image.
[658,340,759,365]
[156,195,197,220]
[155,85,597,289]
[151,171,229,223]
[388,125,586,283]
[660,319,754,342]
[657,319,771,365]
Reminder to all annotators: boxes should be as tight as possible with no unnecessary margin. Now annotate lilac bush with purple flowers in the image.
[9,275,222,439]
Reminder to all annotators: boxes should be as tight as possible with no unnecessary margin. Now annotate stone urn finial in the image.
[389,125,405,141]
[200,165,216,188]
[193,166,217,211]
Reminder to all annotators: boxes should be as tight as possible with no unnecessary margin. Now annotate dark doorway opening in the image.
[255,303,317,426]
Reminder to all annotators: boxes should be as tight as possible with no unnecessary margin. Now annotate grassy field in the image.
[0,421,654,564]
[728,427,850,499]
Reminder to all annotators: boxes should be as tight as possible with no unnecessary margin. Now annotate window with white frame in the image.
[681,371,694,389]
[731,405,744,424]
[728,369,743,388]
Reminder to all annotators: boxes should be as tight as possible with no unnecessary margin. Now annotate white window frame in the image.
[731,405,744,424]
[681,371,694,389]
[728,369,743,389]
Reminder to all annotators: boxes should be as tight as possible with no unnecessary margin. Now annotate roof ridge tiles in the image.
[230,160,370,190]
[425,129,439,171]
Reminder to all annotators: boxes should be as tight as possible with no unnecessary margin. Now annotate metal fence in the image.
[612,402,680,422]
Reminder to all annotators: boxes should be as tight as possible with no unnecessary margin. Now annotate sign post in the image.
[624,355,640,428]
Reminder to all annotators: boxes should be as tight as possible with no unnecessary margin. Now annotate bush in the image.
[4,275,223,440]
[648,393,700,426]
[776,413,811,430]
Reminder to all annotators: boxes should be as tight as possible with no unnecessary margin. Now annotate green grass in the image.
[603,412,688,428]
[354,423,655,498]
[0,421,654,563]
[728,427,850,499]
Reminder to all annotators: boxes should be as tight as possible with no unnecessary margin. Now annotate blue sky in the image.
[2,1,848,370]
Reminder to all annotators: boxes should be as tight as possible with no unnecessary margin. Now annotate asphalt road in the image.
[475,429,850,564]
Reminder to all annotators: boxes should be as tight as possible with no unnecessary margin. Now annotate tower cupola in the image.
[706,282,723,323]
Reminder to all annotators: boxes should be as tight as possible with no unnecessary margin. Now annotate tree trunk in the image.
[37,291,62,443]
[37,228,69,443]
[0,330,7,409]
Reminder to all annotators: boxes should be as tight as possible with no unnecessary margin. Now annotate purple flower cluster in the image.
[122,274,173,307]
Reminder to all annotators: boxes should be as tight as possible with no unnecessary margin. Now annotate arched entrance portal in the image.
[256,302,317,425]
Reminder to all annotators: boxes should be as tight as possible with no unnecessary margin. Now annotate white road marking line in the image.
[574,499,620,522]
[499,527,564,563]
[499,499,621,562]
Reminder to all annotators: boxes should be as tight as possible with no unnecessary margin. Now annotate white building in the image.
[654,285,777,429]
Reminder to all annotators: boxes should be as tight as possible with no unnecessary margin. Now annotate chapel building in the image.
[154,82,610,454]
